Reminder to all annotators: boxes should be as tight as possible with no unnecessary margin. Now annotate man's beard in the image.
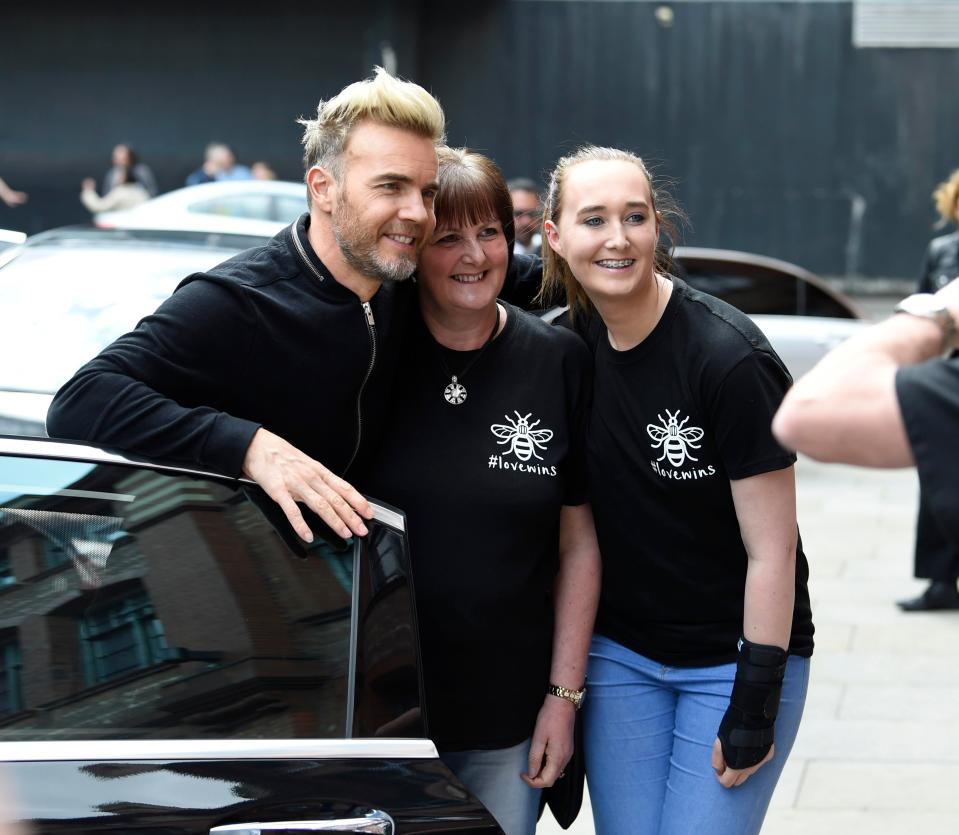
[332,195,418,283]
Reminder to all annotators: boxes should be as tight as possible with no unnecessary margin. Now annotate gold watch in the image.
[548,683,586,709]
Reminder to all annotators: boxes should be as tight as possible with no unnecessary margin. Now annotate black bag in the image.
[537,711,586,829]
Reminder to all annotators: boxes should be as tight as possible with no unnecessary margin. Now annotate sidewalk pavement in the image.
[540,456,959,834]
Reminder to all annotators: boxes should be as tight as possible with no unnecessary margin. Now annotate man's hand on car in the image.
[242,427,372,542]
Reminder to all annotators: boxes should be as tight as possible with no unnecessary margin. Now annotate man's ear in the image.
[544,219,563,257]
[307,166,337,213]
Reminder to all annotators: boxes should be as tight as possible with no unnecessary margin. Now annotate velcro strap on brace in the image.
[735,662,785,685]
[727,725,775,749]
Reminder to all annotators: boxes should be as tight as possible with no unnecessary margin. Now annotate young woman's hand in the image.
[711,738,775,788]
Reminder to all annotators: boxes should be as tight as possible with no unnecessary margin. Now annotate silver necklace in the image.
[435,306,501,405]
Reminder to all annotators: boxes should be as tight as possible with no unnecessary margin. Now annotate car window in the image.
[0,453,423,742]
[273,195,307,223]
[188,194,273,220]
[680,259,855,319]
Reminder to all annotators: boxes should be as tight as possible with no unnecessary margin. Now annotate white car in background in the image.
[94,179,307,237]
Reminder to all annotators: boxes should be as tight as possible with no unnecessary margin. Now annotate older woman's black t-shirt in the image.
[583,277,814,667]
[364,302,591,751]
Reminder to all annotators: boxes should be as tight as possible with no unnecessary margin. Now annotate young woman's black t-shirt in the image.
[581,277,814,667]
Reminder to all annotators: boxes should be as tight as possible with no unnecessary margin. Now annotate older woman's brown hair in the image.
[433,146,515,260]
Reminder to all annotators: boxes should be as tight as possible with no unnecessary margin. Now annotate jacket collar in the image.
[284,212,412,309]
[287,212,336,286]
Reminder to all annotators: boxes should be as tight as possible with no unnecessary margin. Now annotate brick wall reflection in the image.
[0,463,354,741]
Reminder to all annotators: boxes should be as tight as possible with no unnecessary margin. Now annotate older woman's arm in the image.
[711,466,797,789]
[522,502,601,789]
[773,278,959,467]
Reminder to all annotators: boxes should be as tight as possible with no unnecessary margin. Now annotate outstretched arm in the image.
[773,278,959,467]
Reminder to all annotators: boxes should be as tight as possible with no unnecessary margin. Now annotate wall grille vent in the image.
[854,1,959,48]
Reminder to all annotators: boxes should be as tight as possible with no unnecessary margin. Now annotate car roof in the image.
[124,179,306,208]
[7,224,272,252]
[673,246,865,320]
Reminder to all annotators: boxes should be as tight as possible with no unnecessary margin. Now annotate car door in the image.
[0,438,499,834]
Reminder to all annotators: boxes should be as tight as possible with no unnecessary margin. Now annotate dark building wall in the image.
[3,1,956,277]
[1,1,425,234]
[426,1,959,278]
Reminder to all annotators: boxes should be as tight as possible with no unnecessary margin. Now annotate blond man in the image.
[48,68,444,540]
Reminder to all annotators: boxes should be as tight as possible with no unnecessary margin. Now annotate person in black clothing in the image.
[897,168,959,611]
[46,68,447,542]
[365,147,600,835]
[539,146,813,835]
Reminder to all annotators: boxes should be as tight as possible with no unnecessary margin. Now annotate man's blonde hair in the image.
[298,67,445,183]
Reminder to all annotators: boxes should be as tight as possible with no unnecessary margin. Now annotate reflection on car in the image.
[0,438,500,833]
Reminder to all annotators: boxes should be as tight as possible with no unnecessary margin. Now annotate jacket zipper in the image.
[290,222,374,476]
[344,300,377,476]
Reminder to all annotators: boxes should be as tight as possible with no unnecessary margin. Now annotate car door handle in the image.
[210,810,393,834]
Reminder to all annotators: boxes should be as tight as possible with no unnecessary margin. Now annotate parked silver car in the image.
[674,247,868,379]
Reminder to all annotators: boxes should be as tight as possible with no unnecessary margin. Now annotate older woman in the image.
[364,147,600,835]
[539,146,813,835]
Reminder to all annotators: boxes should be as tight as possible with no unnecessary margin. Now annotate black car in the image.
[0,436,500,833]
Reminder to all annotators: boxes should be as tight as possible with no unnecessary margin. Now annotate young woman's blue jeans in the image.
[584,634,810,835]
[440,737,541,835]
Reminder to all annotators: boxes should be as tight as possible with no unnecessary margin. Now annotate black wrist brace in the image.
[717,638,788,769]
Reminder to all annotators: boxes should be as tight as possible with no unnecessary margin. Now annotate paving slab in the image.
[797,762,959,810]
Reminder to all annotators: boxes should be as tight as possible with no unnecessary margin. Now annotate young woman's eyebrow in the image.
[575,199,649,216]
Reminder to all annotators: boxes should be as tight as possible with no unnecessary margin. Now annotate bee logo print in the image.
[647,409,704,467]
[491,411,554,462]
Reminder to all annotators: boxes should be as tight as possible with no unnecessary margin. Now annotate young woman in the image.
[540,146,813,835]
[364,147,600,835]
